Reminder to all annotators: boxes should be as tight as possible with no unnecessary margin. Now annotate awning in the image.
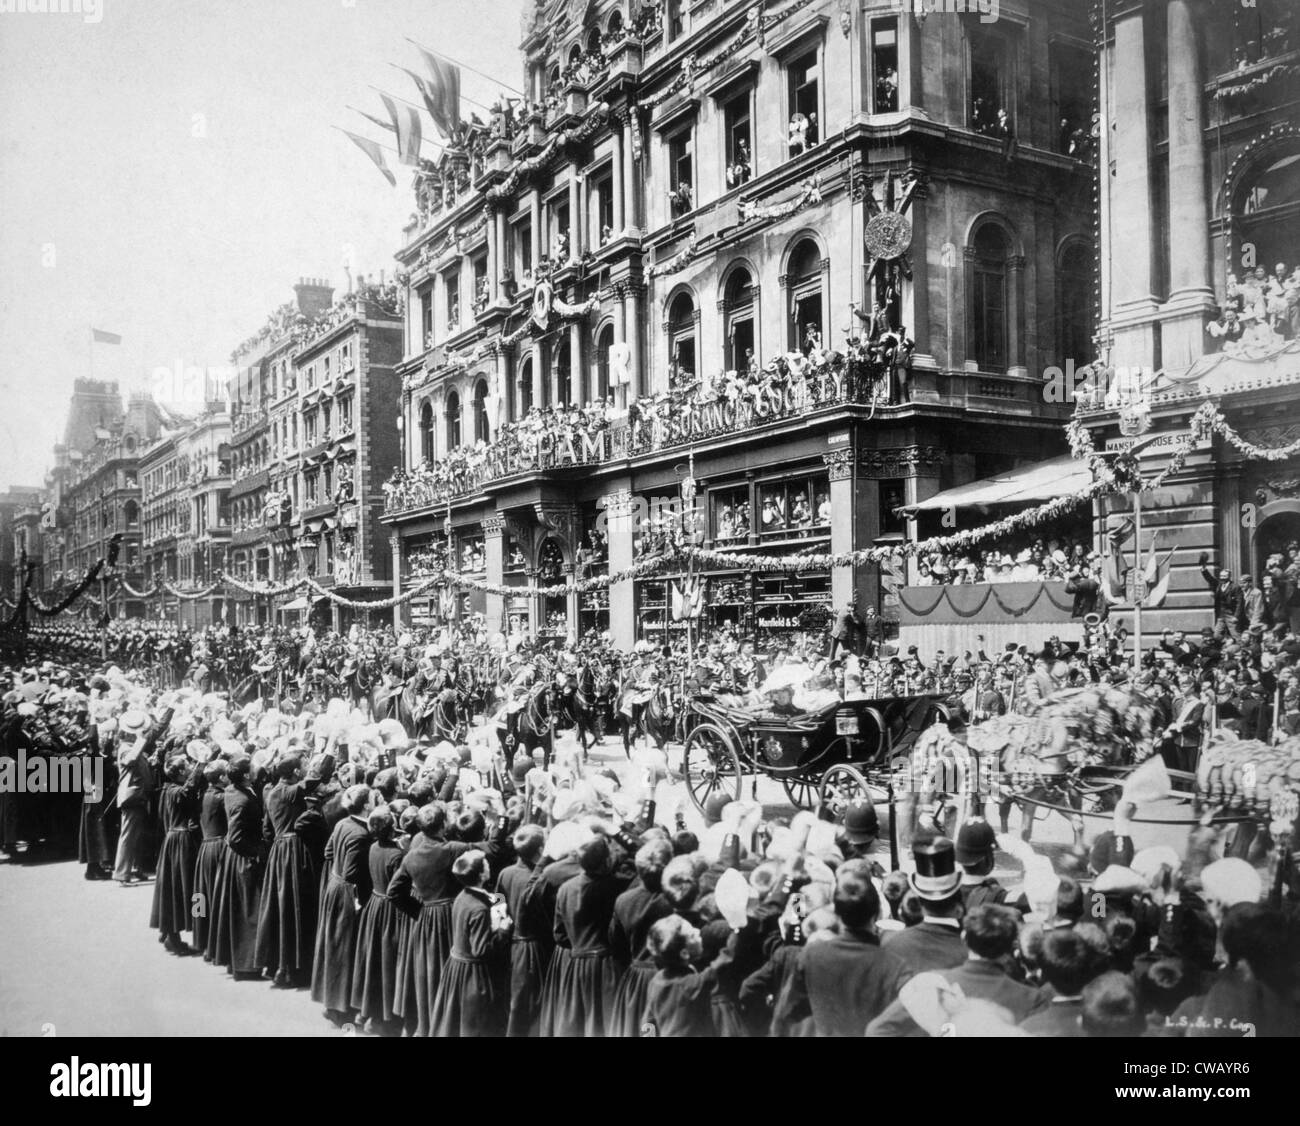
[905,455,1092,512]
[281,597,309,611]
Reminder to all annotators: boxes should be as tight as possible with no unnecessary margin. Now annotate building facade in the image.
[57,390,162,620]
[384,0,1094,647]
[1080,0,1300,640]
[140,410,232,626]
[1,486,45,601]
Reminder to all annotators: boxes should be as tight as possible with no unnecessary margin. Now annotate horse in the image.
[558,663,610,761]
[618,682,677,757]
[414,686,465,745]
[499,681,556,770]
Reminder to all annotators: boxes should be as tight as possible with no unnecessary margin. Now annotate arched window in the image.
[568,43,582,67]
[517,357,534,417]
[473,378,491,443]
[123,500,139,528]
[586,27,602,56]
[970,225,1009,371]
[785,239,824,352]
[607,9,624,38]
[722,266,756,371]
[595,324,614,401]
[667,291,697,387]
[419,399,435,463]
[445,391,462,451]
[1236,149,1300,273]
[1057,241,1094,368]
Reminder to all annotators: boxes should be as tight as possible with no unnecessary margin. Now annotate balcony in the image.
[386,362,869,516]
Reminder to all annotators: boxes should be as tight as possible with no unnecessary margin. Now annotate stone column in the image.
[824,448,857,612]
[623,284,644,398]
[1007,255,1027,377]
[389,533,406,630]
[531,339,545,410]
[529,190,542,274]
[622,117,639,235]
[569,321,584,406]
[612,122,626,234]
[568,162,582,261]
[482,515,505,636]
[525,568,542,640]
[486,205,499,306]
[1164,0,1217,369]
[563,562,580,639]
[1110,7,1154,313]
[605,487,637,651]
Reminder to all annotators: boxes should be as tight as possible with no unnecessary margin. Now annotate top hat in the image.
[909,837,962,901]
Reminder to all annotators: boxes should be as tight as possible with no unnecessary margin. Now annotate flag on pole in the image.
[400,67,449,139]
[340,129,396,187]
[380,93,423,166]
[671,578,704,621]
[415,48,461,138]
[1142,532,1177,608]
[353,107,395,134]
[91,328,122,345]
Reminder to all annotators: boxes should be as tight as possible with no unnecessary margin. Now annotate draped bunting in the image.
[897,582,1075,625]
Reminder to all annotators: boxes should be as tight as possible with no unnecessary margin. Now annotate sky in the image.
[0,0,527,489]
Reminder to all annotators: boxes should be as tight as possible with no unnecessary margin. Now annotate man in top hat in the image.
[1200,555,1244,640]
[955,817,1007,910]
[880,837,967,974]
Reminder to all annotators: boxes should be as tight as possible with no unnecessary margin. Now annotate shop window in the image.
[758,473,830,540]
[879,479,907,535]
[711,486,751,544]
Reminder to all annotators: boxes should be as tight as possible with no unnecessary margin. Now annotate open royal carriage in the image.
[680,692,950,814]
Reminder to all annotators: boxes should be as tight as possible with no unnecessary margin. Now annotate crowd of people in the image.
[3,543,1299,1036]
[913,536,1097,587]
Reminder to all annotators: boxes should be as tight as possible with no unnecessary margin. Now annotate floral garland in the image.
[161,580,224,601]
[738,175,823,223]
[219,572,308,598]
[553,295,599,317]
[29,560,106,617]
[302,573,445,612]
[485,104,610,204]
[117,577,159,599]
[1196,402,1300,462]
[647,236,701,279]
[1214,63,1299,99]
[438,552,669,598]
[679,481,1111,572]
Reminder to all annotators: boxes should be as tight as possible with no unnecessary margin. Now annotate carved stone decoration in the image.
[1263,478,1300,499]
[864,211,913,260]
[481,515,507,536]
[534,502,581,557]
[603,489,637,519]
[822,449,855,482]
[859,445,946,478]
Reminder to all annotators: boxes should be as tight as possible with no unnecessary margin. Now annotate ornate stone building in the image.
[385,0,1094,646]
[1079,0,1300,639]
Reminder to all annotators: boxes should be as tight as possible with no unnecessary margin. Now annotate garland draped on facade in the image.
[738,175,823,223]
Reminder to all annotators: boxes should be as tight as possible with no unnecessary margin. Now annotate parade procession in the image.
[2,0,1300,1056]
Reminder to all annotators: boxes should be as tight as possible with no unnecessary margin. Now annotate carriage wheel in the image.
[818,764,874,821]
[682,723,743,816]
[781,775,820,812]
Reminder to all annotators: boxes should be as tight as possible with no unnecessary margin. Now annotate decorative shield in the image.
[532,281,553,331]
[864,211,912,260]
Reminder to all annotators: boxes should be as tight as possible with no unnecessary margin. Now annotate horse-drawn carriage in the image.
[680,692,950,814]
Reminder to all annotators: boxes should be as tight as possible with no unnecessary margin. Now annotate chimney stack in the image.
[293,277,335,318]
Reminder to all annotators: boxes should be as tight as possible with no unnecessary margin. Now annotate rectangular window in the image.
[871,20,899,114]
[322,353,332,382]
[445,271,461,332]
[515,218,533,279]
[667,127,694,214]
[972,263,1007,371]
[758,473,830,540]
[593,170,615,244]
[711,485,751,544]
[787,51,820,151]
[723,92,753,188]
[879,480,907,535]
[969,29,1011,136]
[419,283,433,347]
[1050,44,1092,156]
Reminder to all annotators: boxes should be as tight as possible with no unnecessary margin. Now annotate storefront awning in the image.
[281,597,309,611]
[904,456,1092,512]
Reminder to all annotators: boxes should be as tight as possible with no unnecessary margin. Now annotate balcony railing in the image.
[385,363,871,516]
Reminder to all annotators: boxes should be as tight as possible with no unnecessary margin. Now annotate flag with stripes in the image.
[91,328,121,345]
[415,48,461,139]
[341,130,396,187]
[380,93,423,166]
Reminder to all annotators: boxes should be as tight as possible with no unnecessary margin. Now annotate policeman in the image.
[954,817,1007,910]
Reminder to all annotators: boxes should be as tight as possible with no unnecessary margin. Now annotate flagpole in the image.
[385,65,495,117]
[1133,488,1142,671]
[403,37,526,97]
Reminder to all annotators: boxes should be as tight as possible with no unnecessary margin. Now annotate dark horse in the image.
[559,663,613,761]
[414,686,465,745]
[618,683,677,758]
[498,682,556,770]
